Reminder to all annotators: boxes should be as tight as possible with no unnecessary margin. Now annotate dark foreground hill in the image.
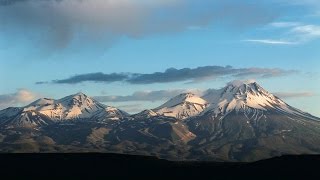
[0,153,319,179]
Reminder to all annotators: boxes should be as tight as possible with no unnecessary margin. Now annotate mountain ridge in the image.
[0,81,319,162]
[0,92,129,128]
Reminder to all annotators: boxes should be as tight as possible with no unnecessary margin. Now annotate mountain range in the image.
[0,81,319,162]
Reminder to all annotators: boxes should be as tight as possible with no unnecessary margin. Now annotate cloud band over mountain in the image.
[94,89,192,103]
[37,65,298,85]
[274,92,315,99]
[94,89,315,104]
[0,89,38,109]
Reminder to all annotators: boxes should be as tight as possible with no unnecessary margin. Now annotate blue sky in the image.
[0,0,319,116]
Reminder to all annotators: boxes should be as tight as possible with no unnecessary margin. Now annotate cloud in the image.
[128,67,297,84]
[233,68,298,78]
[270,22,301,28]
[245,22,320,45]
[227,79,257,87]
[94,89,201,103]
[35,81,49,85]
[40,65,298,85]
[0,0,28,6]
[274,92,315,99]
[115,104,144,113]
[0,89,38,110]
[244,39,296,45]
[93,83,315,104]
[127,66,235,84]
[290,25,320,41]
[53,72,130,84]
[0,0,278,51]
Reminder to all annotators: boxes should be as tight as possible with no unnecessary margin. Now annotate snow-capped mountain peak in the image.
[201,81,317,120]
[1,84,320,162]
[154,93,208,120]
[57,92,96,107]
[131,109,159,119]
[223,81,270,97]
[22,92,104,120]
[29,98,55,107]
[0,93,129,128]
[156,93,207,109]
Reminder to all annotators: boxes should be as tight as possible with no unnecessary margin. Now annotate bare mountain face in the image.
[0,82,320,162]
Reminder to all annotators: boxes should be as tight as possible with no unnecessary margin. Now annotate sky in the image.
[0,0,319,116]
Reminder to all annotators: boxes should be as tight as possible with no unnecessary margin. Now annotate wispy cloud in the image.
[38,65,298,85]
[291,25,320,41]
[0,89,38,110]
[270,22,301,28]
[116,104,144,114]
[94,89,201,103]
[244,39,296,45]
[274,92,315,99]
[53,73,129,84]
[0,0,28,6]
[93,85,315,103]
[245,22,320,45]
